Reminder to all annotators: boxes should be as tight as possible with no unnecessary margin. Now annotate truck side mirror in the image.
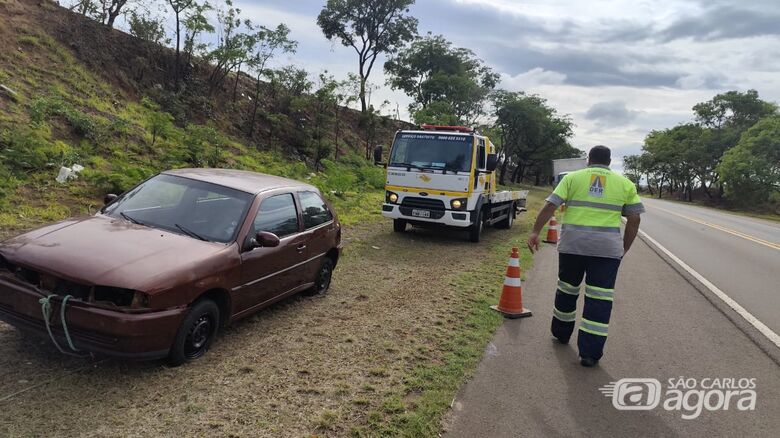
[486,154,498,172]
[104,194,118,205]
[373,145,383,164]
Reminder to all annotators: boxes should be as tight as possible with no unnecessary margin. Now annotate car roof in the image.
[162,168,318,195]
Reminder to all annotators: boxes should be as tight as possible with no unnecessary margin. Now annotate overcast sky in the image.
[215,1,780,167]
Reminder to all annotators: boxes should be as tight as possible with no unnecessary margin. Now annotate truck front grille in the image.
[399,197,446,219]
[400,197,446,210]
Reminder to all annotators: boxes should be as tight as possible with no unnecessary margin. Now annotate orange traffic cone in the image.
[543,216,559,244]
[491,248,532,319]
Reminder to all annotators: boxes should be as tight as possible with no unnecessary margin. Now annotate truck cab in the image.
[381,125,527,242]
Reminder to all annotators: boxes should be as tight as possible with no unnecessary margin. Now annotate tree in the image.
[145,111,173,148]
[167,0,197,90]
[245,25,297,137]
[101,0,130,27]
[385,33,498,125]
[317,0,418,113]
[492,91,576,185]
[127,6,169,45]
[182,1,214,71]
[311,73,339,170]
[209,1,255,91]
[718,116,780,206]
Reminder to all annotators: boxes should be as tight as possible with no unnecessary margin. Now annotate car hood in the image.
[0,215,233,292]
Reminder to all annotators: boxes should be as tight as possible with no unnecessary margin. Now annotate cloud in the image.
[584,101,640,127]
[499,68,566,90]
[660,6,780,42]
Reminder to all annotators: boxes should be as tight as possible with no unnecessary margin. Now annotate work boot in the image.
[580,357,599,367]
[553,335,569,344]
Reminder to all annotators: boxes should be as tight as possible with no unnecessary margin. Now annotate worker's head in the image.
[588,145,611,166]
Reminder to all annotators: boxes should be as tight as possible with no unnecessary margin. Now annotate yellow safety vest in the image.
[547,165,644,258]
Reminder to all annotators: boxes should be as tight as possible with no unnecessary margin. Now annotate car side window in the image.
[299,191,333,229]
[253,194,299,238]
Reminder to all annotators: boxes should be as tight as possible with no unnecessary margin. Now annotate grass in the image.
[363,187,547,437]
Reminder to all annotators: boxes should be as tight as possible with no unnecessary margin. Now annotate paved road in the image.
[638,197,780,335]
[446,238,780,437]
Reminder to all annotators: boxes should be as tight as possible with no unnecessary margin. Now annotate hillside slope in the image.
[0,0,403,237]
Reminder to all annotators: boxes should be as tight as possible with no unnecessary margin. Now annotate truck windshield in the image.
[389,133,473,173]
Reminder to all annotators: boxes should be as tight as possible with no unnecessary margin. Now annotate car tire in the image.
[305,257,335,296]
[393,219,407,233]
[168,299,220,367]
[497,202,515,229]
[468,209,484,243]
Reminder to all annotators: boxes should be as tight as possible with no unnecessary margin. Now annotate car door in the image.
[296,191,338,284]
[235,192,306,315]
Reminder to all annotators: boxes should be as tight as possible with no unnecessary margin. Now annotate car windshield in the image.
[102,174,253,243]
[389,133,473,173]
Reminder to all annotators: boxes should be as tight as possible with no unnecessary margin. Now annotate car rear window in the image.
[253,194,300,238]
[299,191,333,229]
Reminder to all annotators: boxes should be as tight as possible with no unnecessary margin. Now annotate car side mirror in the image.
[486,154,498,172]
[253,231,280,249]
[104,194,118,205]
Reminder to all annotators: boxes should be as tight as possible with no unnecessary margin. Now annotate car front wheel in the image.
[168,299,219,367]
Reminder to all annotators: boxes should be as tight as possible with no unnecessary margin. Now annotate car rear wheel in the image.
[305,257,335,296]
[393,219,407,233]
[168,299,219,367]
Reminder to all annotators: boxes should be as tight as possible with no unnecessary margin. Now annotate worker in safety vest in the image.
[527,145,644,367]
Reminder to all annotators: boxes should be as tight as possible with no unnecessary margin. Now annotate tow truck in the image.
[381,124,528,242]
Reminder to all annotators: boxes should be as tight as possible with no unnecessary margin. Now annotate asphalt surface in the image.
[638,197,780,335]
[445,237,780,437]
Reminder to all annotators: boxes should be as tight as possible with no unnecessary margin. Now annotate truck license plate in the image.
[411,209,431,218]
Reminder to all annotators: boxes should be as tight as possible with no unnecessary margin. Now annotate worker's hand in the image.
[527,232,540,254]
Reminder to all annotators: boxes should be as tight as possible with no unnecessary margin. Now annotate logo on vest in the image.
[589,175,606,197]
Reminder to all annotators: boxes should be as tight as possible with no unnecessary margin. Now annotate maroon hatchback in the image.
[0,169,342,365]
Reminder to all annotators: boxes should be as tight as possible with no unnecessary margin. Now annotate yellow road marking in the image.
[651,205,780,251]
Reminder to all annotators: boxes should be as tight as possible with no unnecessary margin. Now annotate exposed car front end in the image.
[0,252,187,359]
[0,215,233,359]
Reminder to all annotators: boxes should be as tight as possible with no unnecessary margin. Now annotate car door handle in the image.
[296,244,307,252]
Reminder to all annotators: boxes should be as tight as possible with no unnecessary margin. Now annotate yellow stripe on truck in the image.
[385,185,469,197]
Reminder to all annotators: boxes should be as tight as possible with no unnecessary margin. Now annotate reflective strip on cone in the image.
[553,307,576,322]
[580,318,609,336]
[504,276,522,287]
[557,279,580,296]
[508,257,520,267]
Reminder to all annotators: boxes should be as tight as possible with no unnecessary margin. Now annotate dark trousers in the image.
[551,253,621,360]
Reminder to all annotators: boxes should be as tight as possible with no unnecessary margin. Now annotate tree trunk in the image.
[334,104,340,161]
[232,63,242,102]
[498,158,509,185]
[174,14,181,90]
[247,75,262,137]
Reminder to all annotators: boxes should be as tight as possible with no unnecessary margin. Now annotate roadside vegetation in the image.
[624,90,780,215]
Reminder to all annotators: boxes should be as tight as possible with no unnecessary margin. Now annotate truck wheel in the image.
[468,209,484,242]
[497,202,515,229]
[393,219,407,233]
[168,299,220,367]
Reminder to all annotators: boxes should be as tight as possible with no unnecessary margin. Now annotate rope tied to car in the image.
[39,294,83,356]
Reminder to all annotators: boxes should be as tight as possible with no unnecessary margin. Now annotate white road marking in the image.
[638,228,780,349]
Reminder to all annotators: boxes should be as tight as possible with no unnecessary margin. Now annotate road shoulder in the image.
[445,237,780,437]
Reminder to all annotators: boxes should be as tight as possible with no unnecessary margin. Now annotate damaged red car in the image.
[0,169,342,365]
